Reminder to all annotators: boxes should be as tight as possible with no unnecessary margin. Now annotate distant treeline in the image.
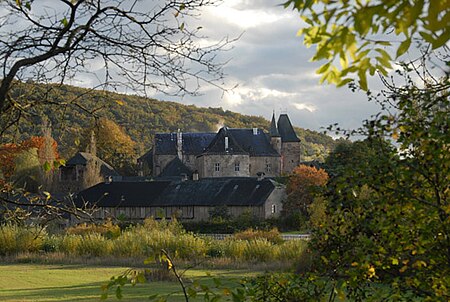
[2,82,336,161]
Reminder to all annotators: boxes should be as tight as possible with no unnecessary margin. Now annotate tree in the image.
[303,72,449,300]
[82,131,103,189]
[284,0,450,89]
[0,0,230,134]
[282,165,329,229]
[83,118,137,175]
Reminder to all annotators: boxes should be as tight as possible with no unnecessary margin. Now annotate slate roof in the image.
[74,181,171,207]
[277,114,300,142]
[75,177,277,208]
[137,148,153,166]
[154,133,216,155]
[269,113,280,137]
[65,152,119,176]
[159,157,193,178]
[202,128,280,157]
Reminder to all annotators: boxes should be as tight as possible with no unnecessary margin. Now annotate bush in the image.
[110,231,145,257]
[76,233,111,257]
[243,239,277,262]
[0,223,46,255]
[234,228,283,244]
[66,220,121,239]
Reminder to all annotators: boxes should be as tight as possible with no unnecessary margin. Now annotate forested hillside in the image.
[3,82,335,161]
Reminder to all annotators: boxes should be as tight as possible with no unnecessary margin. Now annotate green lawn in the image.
[0,263,253,302]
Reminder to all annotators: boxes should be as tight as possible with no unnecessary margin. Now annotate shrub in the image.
[110,231,145,257]
[42,235,63,252]
[234,228,283,244]
[0,223,46,255]
[60,234,82,255]
[76,233,111,257]
[243,239,278,262]
[278,240,308,262]
[221,239,246,260]
[66,219,121,239]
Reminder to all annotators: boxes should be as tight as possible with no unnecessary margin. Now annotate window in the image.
[214,163,220,172]
[234,162,240,172]
[265,163,271,172]
[271,204,276,214]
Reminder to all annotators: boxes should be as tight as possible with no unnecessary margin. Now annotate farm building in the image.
[74,177,285,222]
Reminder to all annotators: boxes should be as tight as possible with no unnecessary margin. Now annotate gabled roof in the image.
[65,152,119,176]
[74,180,172,207]
[154,133,216,155]
[159,157,193,178]
[269,113,280,137]
[201,127,247,155]
[202,128,280,157]
[137,148,153,166]
[277,114,300,142]
[75,177,279,208]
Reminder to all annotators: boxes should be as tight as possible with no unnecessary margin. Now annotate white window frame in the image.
[214,162,220,172]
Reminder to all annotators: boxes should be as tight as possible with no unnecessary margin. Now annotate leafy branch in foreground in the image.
[284,0,449,90]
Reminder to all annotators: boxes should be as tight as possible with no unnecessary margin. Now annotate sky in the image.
[152,0,382,134]
[2,0,383,134]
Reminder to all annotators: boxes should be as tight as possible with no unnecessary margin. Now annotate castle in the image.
[138,113,301,178]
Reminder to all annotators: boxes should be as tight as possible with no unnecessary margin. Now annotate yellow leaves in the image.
[391,258,399,265]
[367,265,376,278]
[115,100,125,106]
[392,129,399,140]
[412,260,427,268]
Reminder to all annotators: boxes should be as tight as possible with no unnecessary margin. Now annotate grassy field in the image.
[0,263,254,302]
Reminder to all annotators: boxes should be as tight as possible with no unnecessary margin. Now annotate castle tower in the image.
[277,114,301,174]
[269,112,282,154]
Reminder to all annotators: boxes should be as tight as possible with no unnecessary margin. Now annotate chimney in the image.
[256,172,265,181]
[253,128,258,135]
[193,170,199,181]
[224,136,229,151]
[176,129,182,160]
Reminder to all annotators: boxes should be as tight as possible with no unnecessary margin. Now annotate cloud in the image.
[293,103,317,112]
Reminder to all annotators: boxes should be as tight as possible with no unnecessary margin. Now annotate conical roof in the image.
[277,114,300,142]
[269,113,280,137]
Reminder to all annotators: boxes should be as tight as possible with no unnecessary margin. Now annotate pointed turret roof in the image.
[277,114,300,142]
[269,113,280,137]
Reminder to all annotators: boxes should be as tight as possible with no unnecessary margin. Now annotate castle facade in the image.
[138,113,301,178]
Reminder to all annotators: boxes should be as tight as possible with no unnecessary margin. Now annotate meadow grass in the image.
[0,263,257,302]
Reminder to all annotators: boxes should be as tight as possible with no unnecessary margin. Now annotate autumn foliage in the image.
[0,136,59,181]
[282,165,329,226]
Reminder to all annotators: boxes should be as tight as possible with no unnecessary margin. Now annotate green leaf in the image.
[358,69,368,91]
[396,38,411,58]
[179,23,185,31]
[43,161,51,171]
[61,17,69,27]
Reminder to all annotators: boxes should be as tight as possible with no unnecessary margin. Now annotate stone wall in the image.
[152,154,176,176]
[263,183,286,218]
[198,154,250,178]
[249,156,281,177]
[281,142,301,174]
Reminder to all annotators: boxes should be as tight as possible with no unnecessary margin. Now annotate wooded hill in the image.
[3,82,336,161]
